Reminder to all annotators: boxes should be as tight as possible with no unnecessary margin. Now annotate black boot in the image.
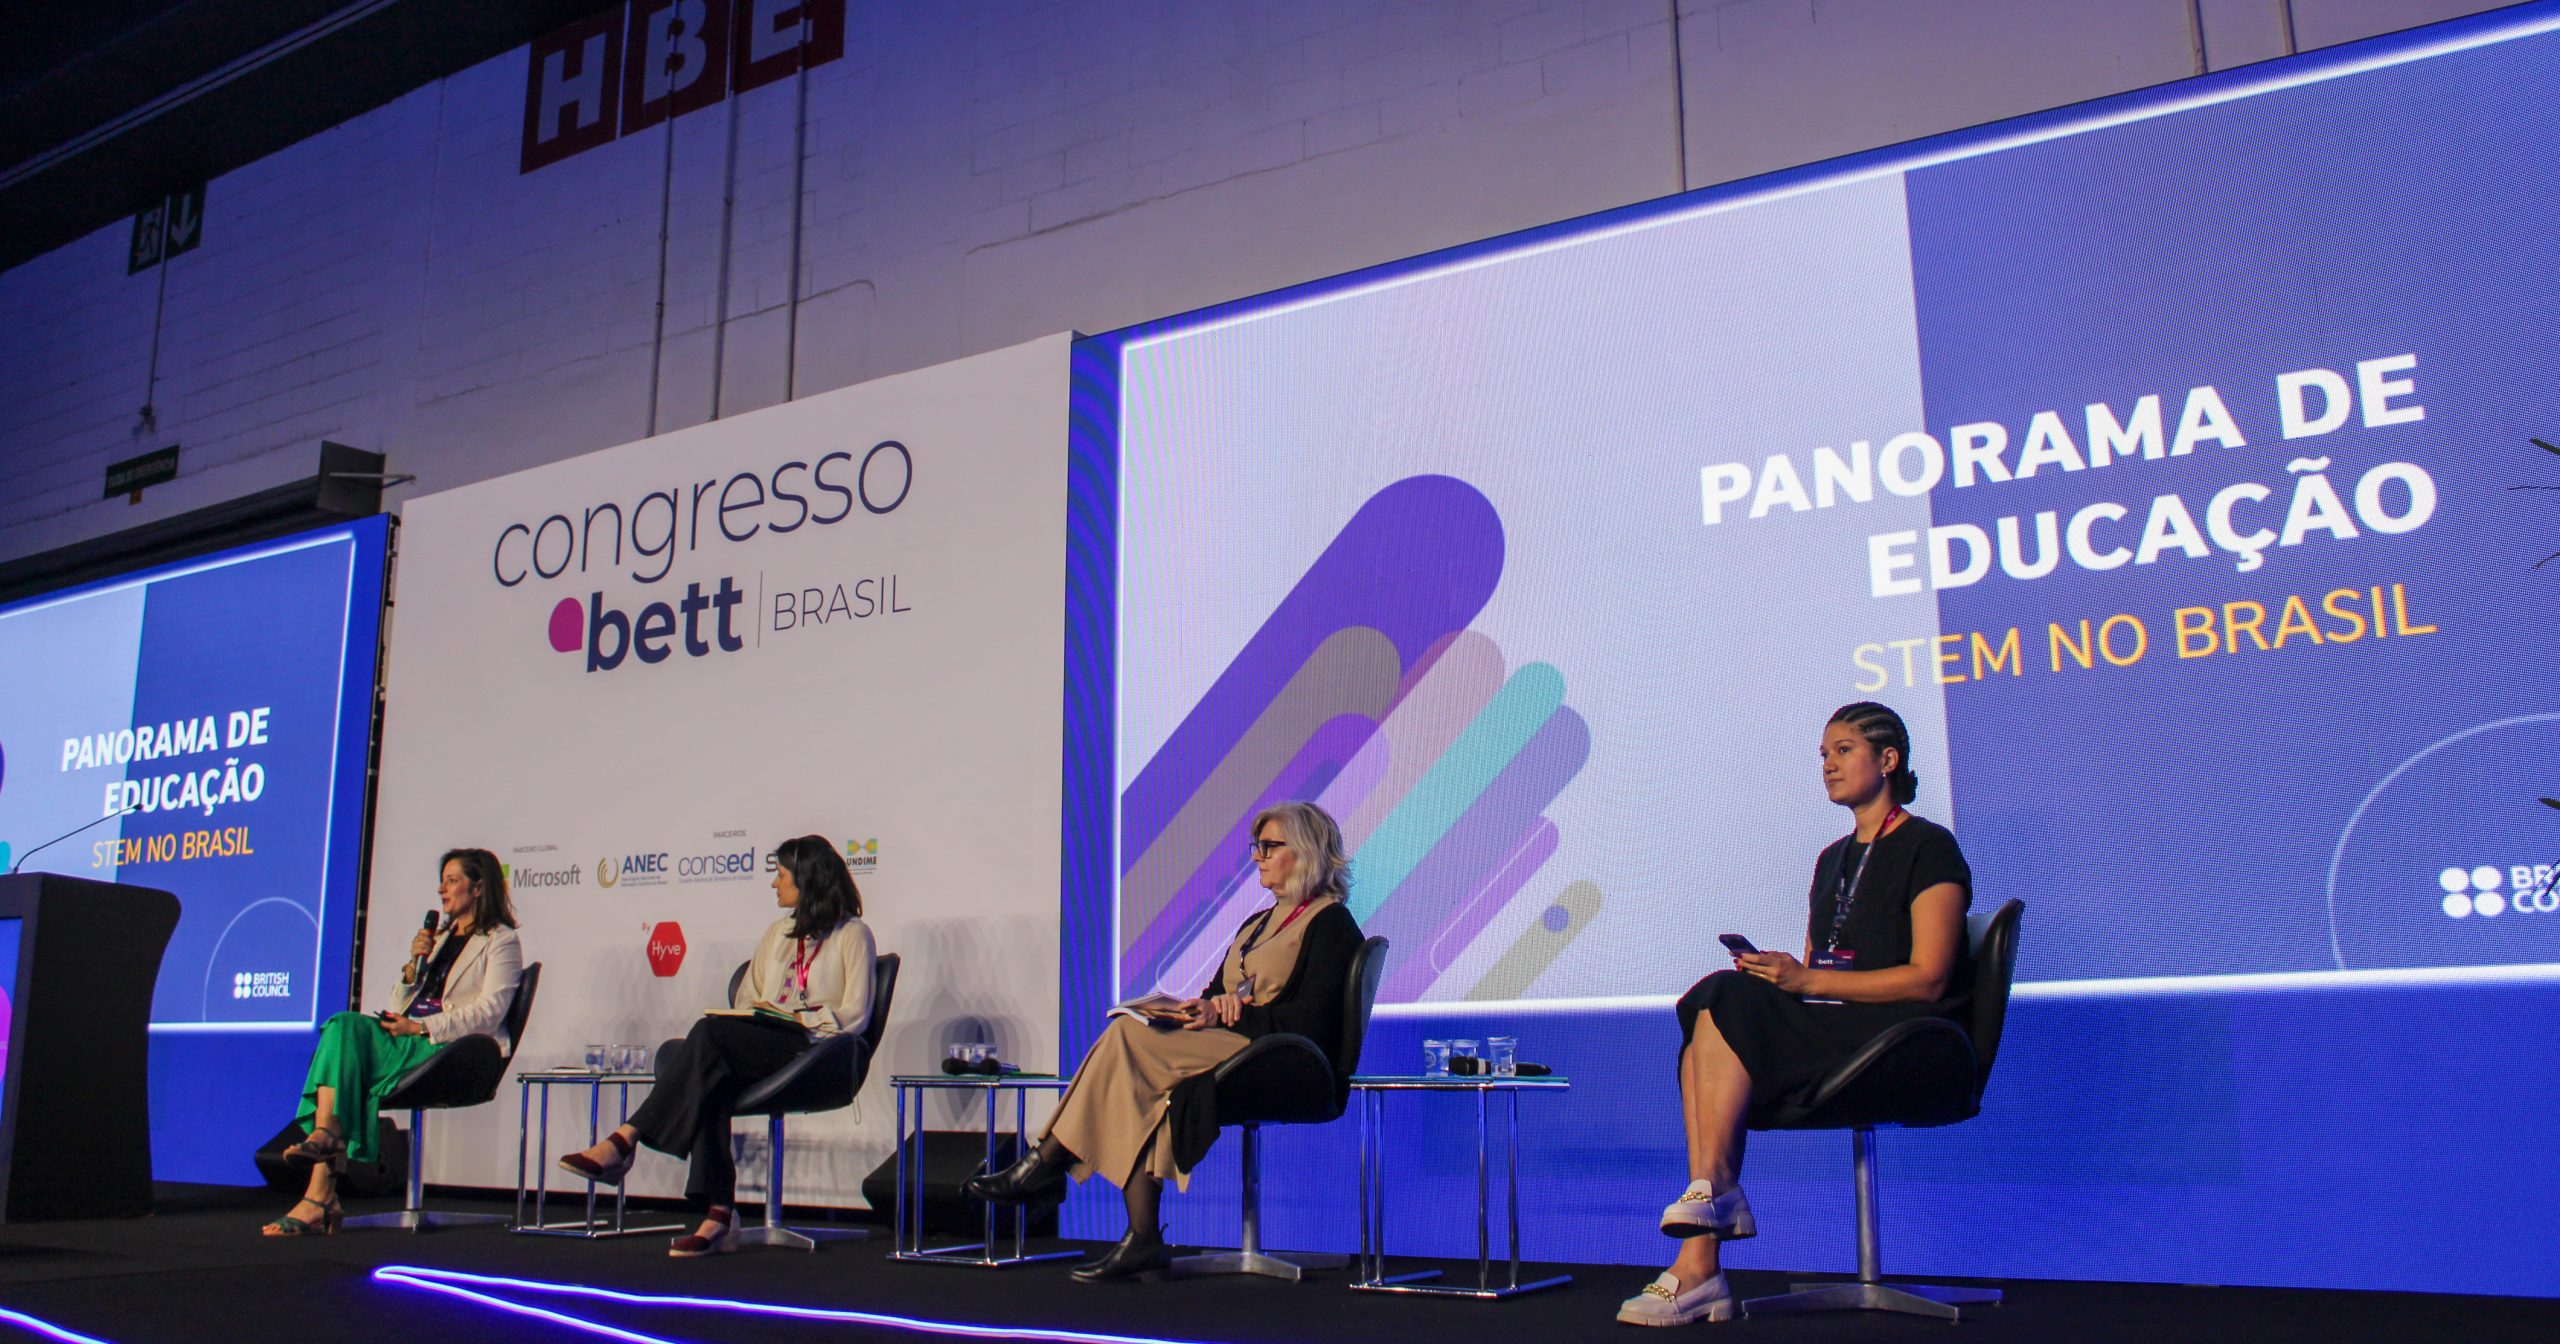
[1070,1228,1171,1282]
[963,1140,1071,1205]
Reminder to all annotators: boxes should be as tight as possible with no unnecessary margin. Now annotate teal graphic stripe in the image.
[1348,662,1564,923]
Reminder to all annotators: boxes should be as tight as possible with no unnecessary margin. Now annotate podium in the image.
[0,873,179,1222]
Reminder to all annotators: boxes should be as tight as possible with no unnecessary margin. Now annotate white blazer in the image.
[392,924,525,1050]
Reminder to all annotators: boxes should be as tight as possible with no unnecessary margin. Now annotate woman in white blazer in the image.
[261,847,522,1235]
[557,834,874,1256]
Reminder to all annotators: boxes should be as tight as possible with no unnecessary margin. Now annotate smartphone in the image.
[1717,933,1759,956]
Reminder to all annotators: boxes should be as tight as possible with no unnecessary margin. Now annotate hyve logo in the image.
[646,921,687,977]
[2439,863,2560,919]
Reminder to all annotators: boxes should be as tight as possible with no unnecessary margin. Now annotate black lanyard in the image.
[1823,809,1902,952]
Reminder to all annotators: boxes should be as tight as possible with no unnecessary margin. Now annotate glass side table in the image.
[1349,1074,1573,1299]
[889,1074,1082,1268]
[512,1070,685,1238]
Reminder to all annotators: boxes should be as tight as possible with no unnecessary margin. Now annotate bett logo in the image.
[2438,864,2560,919]
[646,922,687,977]
[547,579,750,673]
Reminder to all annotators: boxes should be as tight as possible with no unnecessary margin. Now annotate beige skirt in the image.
[1044,1016,1246,1191]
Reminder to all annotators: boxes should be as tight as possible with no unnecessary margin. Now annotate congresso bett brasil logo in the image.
[492,441,913,674]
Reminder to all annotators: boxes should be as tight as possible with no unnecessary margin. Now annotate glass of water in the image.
[1423,1039,1451,1078]
[1487,1036,1519,1078]
[1449,1039,1480,1074]
[583,1043,607,1072]
[617,1044,646,1074]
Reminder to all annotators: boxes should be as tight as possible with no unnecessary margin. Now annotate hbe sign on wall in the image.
[521,0,846,173]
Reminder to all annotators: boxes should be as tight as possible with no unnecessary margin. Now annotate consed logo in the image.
[2438,864,2560,919]
[597,853,669,888]
[675,850,758,882]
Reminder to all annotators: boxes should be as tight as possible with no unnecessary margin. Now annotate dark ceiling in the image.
[0,0,612,273]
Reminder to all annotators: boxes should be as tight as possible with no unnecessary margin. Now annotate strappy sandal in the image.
[260,1193,342,1237]
[668,1206,735,1257]
[280,1124,347,1169]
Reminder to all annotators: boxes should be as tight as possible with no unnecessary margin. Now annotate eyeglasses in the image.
[1249,839,1288,859]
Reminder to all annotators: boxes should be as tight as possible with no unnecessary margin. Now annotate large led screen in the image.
[0,518,387,1178]
[1078,7,2560,1295]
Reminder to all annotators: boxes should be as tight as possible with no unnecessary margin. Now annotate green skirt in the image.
[295,1010,444,1165]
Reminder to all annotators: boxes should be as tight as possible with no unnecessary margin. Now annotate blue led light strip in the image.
[372,1265,1223,1344]
[0,1306,115,1344]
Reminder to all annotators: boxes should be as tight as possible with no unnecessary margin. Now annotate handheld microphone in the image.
[8,805,141,875]
[407,909,441,983]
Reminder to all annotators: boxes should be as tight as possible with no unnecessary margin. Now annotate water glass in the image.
[969,1042,998,1067]
[1422,1039,1451,1078]
[1449,1039,1480,1073]
[617,1043,646,1074]
[943,1042,968,1066]
[583,1042,607,1072]
[1487,1035,1519,1078]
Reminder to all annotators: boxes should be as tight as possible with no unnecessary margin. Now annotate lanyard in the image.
[1241,899,1314,957]
[1823,807,1903,953]
[787,935,817,1005]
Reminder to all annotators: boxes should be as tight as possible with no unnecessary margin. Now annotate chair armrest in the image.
[381,1035,506,1112]
[1750,1016,1979,1132]
[736,1032,871,1116]
[1209,1032,1341,1126]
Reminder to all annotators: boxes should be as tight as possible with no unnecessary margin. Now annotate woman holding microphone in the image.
[1619,702,1974,1326]
[556,834,874,1257]
[262,847,522,1236]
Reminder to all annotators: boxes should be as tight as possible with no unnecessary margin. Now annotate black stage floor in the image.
[0,1185,2551,1344]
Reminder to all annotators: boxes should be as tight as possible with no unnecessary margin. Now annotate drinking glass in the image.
[1487,1035,1519,1078]
[1423,1039,1451,1078]
[617,1043,646,1074]
[583,1043,607,1072]
[1449,1039,1480,1073]
[969,1042,998,1067]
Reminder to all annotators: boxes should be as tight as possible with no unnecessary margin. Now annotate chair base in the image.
[1169,1249,1347,1281]
[342,1209,512,1233]
[731,1224,873,1252]
[1745,1280,2002,1321]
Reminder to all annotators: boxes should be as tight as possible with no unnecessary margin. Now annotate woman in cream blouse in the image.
[970,800,1363,1282]
[557,833,875,1256]
[263,847,523,1235]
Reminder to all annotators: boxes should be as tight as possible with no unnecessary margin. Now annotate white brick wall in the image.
[0,0,2508,560]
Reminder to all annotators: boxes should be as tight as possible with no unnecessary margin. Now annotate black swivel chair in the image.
[344,961,542,1233]
[1169,935,1388,1281]
[1741,899,2024,1321]
[658,953,901,1251]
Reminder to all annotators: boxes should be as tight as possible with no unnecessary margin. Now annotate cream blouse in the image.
[736,916,876,1038]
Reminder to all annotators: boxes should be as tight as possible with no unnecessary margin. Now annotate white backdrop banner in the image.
[365,334,1070,1203]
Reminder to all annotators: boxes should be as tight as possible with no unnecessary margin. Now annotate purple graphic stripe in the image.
[1119,627,1401,957]
[1372,705,1590,1002]
[1127,712,1377,994]
[1338,630,1507,852]
[1121,475,1504,873]
[1420,819,1561,999]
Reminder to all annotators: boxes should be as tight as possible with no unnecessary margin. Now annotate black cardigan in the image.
[1169,902,1364,1173]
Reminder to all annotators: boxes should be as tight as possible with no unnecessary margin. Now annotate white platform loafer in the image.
[1658,1180,1756,1239]
[1617,1270,1736,1326]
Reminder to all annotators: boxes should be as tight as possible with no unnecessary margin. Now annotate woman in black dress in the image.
[1619,702,1972,1327]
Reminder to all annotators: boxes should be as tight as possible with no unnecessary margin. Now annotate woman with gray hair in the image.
[968,800,1363,1282]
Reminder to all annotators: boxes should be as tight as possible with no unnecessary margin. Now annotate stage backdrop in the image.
[1072,6,2560,1296]
[368,334,1070,1202]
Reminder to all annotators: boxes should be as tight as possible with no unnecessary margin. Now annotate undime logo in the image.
[844,836,879,872]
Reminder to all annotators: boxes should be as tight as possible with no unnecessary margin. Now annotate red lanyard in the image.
[1243,899,1314,956]
[787,936,816,1004]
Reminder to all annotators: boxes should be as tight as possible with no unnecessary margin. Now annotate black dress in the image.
[1675,815,1973,1104]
